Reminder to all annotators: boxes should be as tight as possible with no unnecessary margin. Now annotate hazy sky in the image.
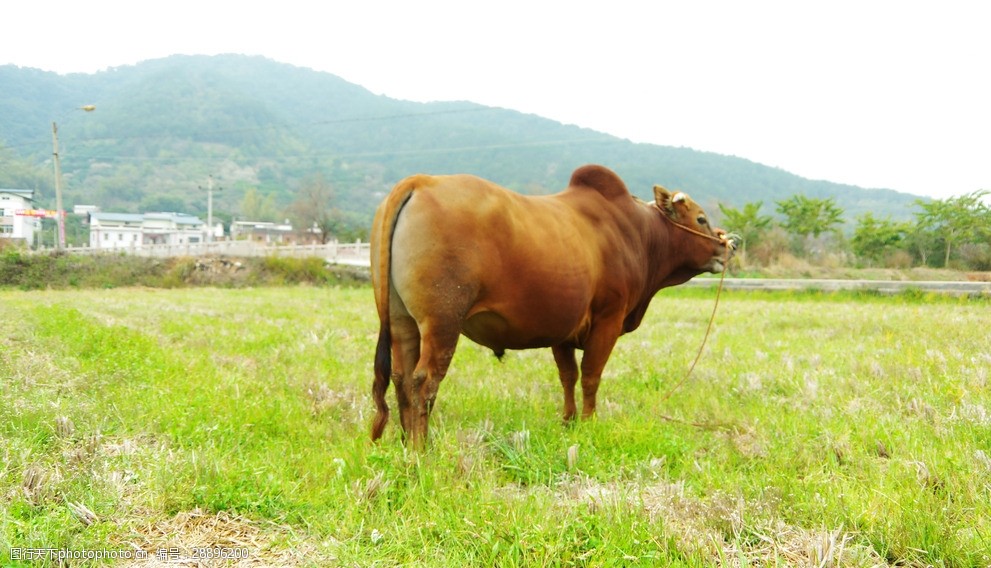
[4,0,988,199]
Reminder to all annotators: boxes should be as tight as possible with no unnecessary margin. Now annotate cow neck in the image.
[621,204,696,333]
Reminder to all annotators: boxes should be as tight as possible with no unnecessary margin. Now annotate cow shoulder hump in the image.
[568,165,629,200]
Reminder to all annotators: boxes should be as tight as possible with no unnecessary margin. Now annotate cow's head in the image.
[653,184,739,273]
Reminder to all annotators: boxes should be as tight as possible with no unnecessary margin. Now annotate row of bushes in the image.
[0,250,369,291]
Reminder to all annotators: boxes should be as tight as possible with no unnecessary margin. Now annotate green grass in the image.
[1,286,989,566]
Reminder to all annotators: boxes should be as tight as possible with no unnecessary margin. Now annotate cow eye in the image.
[697,215,708,225]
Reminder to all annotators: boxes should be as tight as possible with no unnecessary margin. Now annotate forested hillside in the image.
[1,54,921,230]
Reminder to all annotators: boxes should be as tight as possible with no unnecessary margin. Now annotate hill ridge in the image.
[0,54,922,225]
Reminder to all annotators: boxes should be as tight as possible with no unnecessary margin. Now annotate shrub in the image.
[749,227,790,266]
[259,256,332,285]
[958,243,991,271]
[884,250,914,270]
[0,253,368,290]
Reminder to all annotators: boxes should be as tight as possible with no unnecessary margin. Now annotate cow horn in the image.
[672,192,687,204]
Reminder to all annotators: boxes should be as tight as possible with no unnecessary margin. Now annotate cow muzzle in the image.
[723,232,742,254]
[703,231,740,273]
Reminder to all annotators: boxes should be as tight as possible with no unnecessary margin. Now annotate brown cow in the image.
[371,164,736,447]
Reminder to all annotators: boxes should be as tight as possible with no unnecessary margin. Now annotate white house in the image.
[140,212,205,246]
[89,211,207,249]
[88,213,142,248]
[0,188,40,245]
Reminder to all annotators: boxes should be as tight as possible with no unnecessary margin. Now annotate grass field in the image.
[1,285,989,566]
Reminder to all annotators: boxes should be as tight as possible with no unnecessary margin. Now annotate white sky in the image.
[3,0,989,199]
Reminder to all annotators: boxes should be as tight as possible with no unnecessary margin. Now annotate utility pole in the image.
[51,105,96,250]
[207,175,214,243]
[52,121,65,250]
[199,175,223,242]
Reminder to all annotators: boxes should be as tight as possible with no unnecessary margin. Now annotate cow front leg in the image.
[552,345,579,422]
[578,319,623,419]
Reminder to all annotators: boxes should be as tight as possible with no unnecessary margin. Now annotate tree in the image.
[718,201,772,261]
[324,208,370,242]
[0,145,49,192]
[776,195,845,238]
[287,174,336,243]
[913,190,990,267]
[852,213,908,266]
[775,195,845,256]
[141,194,189,213]
[240,188,278,222]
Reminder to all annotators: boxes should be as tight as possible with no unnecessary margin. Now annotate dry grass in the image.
[121,509,333,567]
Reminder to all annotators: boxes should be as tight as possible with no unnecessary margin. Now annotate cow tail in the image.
[371,321,392,441]
[371,181,416,441]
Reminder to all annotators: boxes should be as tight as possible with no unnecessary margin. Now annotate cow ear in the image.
[653,184,676,217]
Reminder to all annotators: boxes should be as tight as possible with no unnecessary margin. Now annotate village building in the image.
[88,211,208,249]
[230,220,292,243]
[0,188,41,245]
[230,220,319,245]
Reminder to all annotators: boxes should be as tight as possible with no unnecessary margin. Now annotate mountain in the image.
[0,54,922,230]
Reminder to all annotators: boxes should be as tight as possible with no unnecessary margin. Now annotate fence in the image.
[41,240,372,266]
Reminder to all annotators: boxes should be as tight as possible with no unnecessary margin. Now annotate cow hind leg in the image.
[406,320,461,449]
[384,313,420,443]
